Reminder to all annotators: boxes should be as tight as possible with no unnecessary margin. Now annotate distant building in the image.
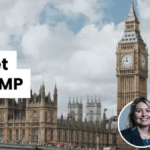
[86,96,101,123]
[68,98,83,122]
[106,116,117,130]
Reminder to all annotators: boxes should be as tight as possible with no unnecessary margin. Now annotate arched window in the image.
[32,128,38,142]
[33,111,38,117]
[58,131,61,142]
[71,131,73,142]
[51,129,53,141]
[0,129,2,141]
[45,112,47,122]
[64,131,67,142]
[82,132,84,143]
[22,129,25,140]
[51,112,53,123]
[90,110,93,122]
[9,129,12,140]
[76,132,78,142]
[16,129,19,140]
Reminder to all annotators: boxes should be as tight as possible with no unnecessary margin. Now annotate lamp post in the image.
[36,130,41,145]
[96,137,99,150]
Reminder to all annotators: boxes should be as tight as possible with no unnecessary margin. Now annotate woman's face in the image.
[133,102,150,127]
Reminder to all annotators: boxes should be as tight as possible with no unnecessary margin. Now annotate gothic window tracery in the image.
[36,96,38,103]
[16,129,19,140]
[33,111,38,117]
[15,110,20,119]
[51,129,53,141]
[0,129,2,141]
[0,99,3,105]
[45,112,47,122]
[64,131,67,142]
[22,129,25,140]
[58,131,61,142]
[9,129,12,140]
[8,114,13,120]
[21,110,25,119]
[71,130,73,142]
[32,128,38,142]
[0,112,3,122]
[51,112,53,123]
[38,95,41,103]
[90,110,93,122]
[31,110,39,121]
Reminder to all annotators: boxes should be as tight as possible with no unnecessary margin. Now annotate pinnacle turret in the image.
[53,84,57,102]
[54,84,57,94]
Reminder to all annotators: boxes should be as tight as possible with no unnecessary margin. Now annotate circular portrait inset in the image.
[118,97,150,148]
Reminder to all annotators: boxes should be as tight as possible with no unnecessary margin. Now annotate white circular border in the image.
[118,101,150,149]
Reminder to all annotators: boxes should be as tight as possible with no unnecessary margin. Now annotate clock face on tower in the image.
[140,54,146,68]
[120,54,133,68]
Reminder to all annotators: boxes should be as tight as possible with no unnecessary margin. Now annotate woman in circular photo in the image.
[121,97,150,147]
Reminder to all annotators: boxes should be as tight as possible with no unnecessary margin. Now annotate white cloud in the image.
[137,0,150,20]
[20,20,124,118]
[1,0,150,120]
[53,0,105,23]
[15,0,122,118]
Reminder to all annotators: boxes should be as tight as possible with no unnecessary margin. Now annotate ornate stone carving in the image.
[31,110,39,122]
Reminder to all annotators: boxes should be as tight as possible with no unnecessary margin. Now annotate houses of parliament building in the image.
[0,1,149,149]
[0,83,117,149]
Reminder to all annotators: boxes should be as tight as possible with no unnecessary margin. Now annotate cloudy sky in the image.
[1,0,150,119]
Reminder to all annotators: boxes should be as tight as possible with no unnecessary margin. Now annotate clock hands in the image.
[121,54,146,68]
[121,54,133,68]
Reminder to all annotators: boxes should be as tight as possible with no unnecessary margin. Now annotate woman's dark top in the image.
[142,139,150,146]
[121,127,144,146]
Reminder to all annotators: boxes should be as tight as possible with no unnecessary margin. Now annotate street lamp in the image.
[36,130,41,145]
[96,137,99,150]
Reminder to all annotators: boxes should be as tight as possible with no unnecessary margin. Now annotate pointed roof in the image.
[119,30,145,44]
[69,97,71,103]
[54,84,57,93]
[119,1,145,45]
[125,1,139,23]
[80,97,82,104]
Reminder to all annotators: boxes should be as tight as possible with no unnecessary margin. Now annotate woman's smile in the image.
[140,118,148,122]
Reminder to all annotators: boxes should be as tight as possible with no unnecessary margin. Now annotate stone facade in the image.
[116,1,148,150]
[0,84,58,145]
[57,110,117,149]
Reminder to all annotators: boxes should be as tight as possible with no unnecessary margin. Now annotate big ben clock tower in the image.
[116,1,148,149]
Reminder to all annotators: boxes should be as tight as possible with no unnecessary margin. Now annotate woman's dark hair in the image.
[128,97,150,128]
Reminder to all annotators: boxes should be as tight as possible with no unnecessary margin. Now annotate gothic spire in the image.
[87,95,89,103]
[119,1,145,45]
[48,91,50,97]
[54,84,57,94]
[99,96,101,103]
[125,0,139,24]
[80,97,82,104]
